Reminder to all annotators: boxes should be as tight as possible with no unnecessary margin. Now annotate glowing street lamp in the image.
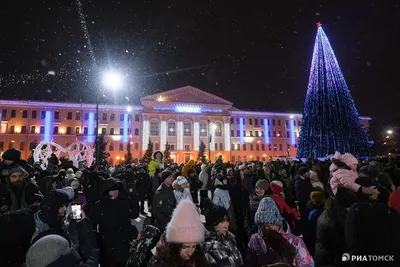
[387,130,393,135]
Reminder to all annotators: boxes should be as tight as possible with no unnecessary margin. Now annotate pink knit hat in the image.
[166,199,205,244]
[339,152,358,167]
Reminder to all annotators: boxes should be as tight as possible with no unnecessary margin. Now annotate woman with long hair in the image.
[149,199,207,267]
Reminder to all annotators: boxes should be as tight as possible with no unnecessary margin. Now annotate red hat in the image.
[388,189,400,213]
[270,180,284,195]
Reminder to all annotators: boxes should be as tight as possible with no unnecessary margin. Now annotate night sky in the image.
[1,1,399,125]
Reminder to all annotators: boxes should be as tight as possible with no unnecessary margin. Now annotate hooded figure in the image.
[182,159,196,177]
[0,148,35,179]
[199,163,209,190]
[31,189,70,243]
[126,225,161,267]
[88,178,139,266]
[213,174,237,231]
[0,166,43,214]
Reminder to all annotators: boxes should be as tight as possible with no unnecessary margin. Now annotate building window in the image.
[243,144,247,151]
[255,131,259,137]
[184,121,192,136]
[256,144,260,151]
[293,120,296,126]
[286,120,289,126]
[31,110,37,119]
[109,143,114,151]
[53,126,59,135]
[22,110,28,118]
[272,119,275,126]
[150,120,159,136]
[261,131,264,137]
[230,118,234,124]
[1,109,7,118]
[278,120,281,126]
[110,128,114,135]
[261,119,264,125]
[215,122,222,137]
[40,126,45,134]
[268,131,271,137]
[219,143,223,151]
[231,130,234,137]
[8,141,14,149]
[110,113,115,121]
[262,144,266,150]
[30,126,36,134]
[231,144,235,150]
[75,112,81,120]
[9,125,15,134]
[135,115,140,122]
[243,131,246,137]
[249,118,253,125]
[250,144,254,151]
[11,110,16,118]
[279,144,283,151]
[75,127,80,134]
[66,127,72,135]
[269,144,272,151]
[237,144,241,150]
[184,144,190,151]
[67,112,72,120]
[135,128,139,136]
[169,144,175,151]
[214,143,218,151]
[20,142,25,151]
[250,131,253,137]
[255,119,258,125]
[168,121,176,136]
[200,122,207,136]
[120,128,124,135]
[120,114,124,122]
[84,127,88,135]
[119,143,124,151]
[84,113,89,120]
[236,118,240,124]
[287,144,291,150]
[278,131,281,137]
[40,111,45,119]
[237,130,240,137]
[54,112,60,120]
[134,143,139,150]
[21,126,27,134]
[273,131,277,137]
[274,144,278,151]
[101,128,106,135]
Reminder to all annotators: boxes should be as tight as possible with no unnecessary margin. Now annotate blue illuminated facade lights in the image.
[263,119,270,144]
[290,119,296,145]
[175,106,201,113]
[123,113,129,143]
[297,23,370,158]
[44,111,52,141]
[239,118,245,144]
[87,112,95,143]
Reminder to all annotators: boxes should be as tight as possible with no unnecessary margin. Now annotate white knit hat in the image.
[166,200,205,243]
[175,176,188,185]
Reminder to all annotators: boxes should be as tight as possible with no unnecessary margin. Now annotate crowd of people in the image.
[1,147,400,267]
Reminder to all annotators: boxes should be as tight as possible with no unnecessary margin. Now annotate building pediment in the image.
[140,86,233,111]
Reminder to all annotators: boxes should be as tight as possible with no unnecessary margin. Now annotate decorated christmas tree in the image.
[94,134,110,166]
[198,140,207,163]
[142,138,153,163]
[124,140,133,164]
[297,23,370,158]
[164,142,172,164]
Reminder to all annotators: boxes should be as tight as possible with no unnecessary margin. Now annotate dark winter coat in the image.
[0,176,43,214]
[44,218,99,267]
[88,178,139,266]
[0,208,35,267]
[126,225,161,267]
[152,182,176,232]
[305,201,323,256]
[202,230,244,267]
[345,202,400,267]
[294,175,314,227]
[314,211,347,266]
[245,194,268,238]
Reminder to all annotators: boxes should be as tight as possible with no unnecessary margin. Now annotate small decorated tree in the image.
[125,141,133,164]
[94,134,110,167]
[198,140,207,163]
[142,137,153,163]
[164,141,172,164]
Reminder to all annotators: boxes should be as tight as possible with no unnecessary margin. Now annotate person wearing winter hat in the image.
[173,176,193,204]
[152,169,176,232]
[294,166,314,235]
[270,180,300,235]
[305,191,326,255]
[0,165,43,214]
[66,168,75,180]
[247,197,314,267]
[212,173,237,231]
[31,189,70,243]
[74,170,83,179]
[244,179,271,238]
[149,200,207,267]
[26,209,99,267]
[202,205,244,266]
[329,151,379,197]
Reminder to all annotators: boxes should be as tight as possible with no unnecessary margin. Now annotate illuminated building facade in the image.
[0,86,371,164]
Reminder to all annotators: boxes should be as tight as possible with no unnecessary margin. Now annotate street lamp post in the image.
[95,71,123,168]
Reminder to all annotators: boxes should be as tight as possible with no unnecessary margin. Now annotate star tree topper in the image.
[316,22,322,28]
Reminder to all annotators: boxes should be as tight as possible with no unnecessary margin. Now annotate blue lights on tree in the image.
[297,22,370,158]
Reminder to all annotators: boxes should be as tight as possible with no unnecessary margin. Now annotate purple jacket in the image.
[73,192,88,206]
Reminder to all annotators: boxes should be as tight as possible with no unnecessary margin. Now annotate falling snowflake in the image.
[366,61,372,67]
[316,12,320,16]
[48,71,56,76]
[47,89,52,93]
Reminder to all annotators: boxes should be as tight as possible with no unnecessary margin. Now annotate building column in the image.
[177,120,183,150]
[142,114,150,150]
[210,123,215,151]
[160,116,167,150]
[193,118,199,151]
[224,117,231,152]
